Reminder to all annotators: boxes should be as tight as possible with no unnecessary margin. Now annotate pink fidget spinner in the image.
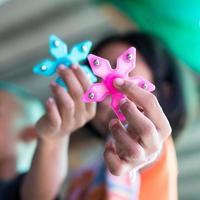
[83,47,155,121]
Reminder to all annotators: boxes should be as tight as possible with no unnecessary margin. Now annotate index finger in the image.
[71,64,92,92]
[71,65,96,114]
[114,78,171,138]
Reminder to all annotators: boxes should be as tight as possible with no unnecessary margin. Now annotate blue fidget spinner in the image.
[33,35,97,88]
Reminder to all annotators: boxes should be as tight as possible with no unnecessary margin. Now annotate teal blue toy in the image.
[33,35,97,88]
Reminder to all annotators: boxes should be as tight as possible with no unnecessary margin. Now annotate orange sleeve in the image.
[139,136,178,200]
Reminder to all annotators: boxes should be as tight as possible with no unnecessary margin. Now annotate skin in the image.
[0,65,95,200]
[20,41,170,198]
[0,91,22,180]
[21,65,96,200]
[91,41,171,175]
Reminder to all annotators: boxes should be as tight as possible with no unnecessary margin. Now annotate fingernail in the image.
[71,64,78,69]
[109,119,117,129]
[114,78,124,88]
[46,97,54,106]
[105,140,116,153]
[120,98,127,106]
[50,81,57,87]
[57,64,66,71]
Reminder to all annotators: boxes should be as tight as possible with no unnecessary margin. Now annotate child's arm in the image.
[104,78,172,175]
[21,65,96,200]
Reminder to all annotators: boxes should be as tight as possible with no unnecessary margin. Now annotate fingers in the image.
[36,97,61,135]
[106,116,162,175]
[104,139,129,176]
[109,119,145,162]
[58,65,96,119]
[119,99,160,151]
[49,65,95,132]
[71,65,92,92]
[45,97,61,128]
[71,65,96,117]
[57,65,84,101]
[38,65,96,140]
[114,78,171,140]
[57,65,86,124]
[104,78,171,175]
[50,82,75,130]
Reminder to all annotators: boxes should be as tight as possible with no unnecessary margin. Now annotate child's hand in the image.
[36,65,96,142]
[104,78,171,176]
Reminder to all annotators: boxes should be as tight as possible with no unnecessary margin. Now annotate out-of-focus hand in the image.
[36,64,96,143]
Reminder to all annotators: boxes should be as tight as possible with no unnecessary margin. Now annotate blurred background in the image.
[0,0,199,199]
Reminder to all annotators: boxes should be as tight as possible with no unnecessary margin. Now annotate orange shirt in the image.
[139,136,178,200]
[66,136,178,200]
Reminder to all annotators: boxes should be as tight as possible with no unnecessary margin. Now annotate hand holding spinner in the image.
[33,35,97,87]
[83,47,155,121]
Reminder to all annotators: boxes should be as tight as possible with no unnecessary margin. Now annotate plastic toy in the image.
[83,47,155,121]
[33,35,97,88]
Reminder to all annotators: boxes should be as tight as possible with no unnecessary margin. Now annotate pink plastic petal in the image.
[111,93,126,121]
[82,82,109,102]
[88,54,113,79]
[132,76,156,92]
[116,47,136,76]
[83,47,156,122]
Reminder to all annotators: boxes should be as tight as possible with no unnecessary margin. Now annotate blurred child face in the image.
[0,91,21,162]
[91,42,154,135]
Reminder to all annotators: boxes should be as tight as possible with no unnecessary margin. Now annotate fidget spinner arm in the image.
[83,47,155,121]
[33,35,97,88]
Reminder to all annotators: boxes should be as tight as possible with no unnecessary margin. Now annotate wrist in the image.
[37,135,70,150]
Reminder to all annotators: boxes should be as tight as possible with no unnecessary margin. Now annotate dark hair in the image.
[91,32,186,139]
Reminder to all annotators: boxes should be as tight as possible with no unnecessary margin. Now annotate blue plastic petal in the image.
[55,77,68,90]
[55,57,72,68]
[33,35,96,88]
[33,59,56,76]
[49,35,67,58]
[81,65,97,83]
[69,41,92,63]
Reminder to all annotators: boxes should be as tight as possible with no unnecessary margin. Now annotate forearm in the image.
[21,136,69,200]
